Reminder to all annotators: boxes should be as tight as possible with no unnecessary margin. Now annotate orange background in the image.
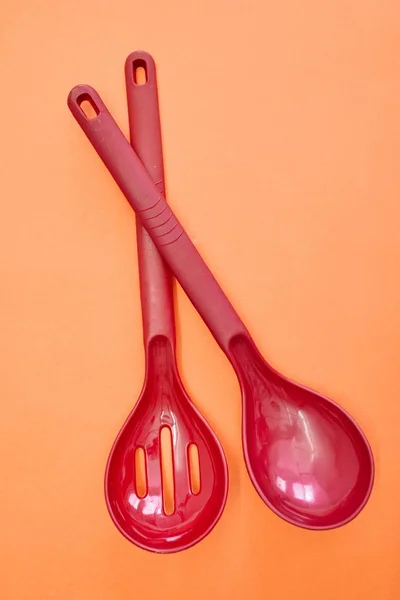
[1,0,400,598]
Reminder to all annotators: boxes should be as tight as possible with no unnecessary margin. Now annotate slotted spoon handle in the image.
[125,51,175,350]
[67,85,250,354]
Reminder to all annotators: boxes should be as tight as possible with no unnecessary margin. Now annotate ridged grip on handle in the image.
[67,85,250,355]
[125,50,175,349]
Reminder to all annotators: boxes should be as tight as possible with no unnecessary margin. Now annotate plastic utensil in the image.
[68,81,374,529]
[103,52,228,553]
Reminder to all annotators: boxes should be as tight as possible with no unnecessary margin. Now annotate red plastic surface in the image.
[68,76,374,530]
[103,52,228,553]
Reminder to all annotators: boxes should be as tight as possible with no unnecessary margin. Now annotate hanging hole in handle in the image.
[132,59,148,85]
[77,93,99,119]
[188,443,201,494]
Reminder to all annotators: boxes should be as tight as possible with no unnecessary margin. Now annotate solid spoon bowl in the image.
[230,335,374,529]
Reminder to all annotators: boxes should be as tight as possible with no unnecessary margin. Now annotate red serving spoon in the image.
[68,73,374,529]
[103,52,228,553]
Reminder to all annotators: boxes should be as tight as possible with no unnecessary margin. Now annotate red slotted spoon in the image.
[103,51,228,553]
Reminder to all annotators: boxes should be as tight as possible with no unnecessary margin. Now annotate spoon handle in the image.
[125,51,175,351]
[67,85,250,355]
